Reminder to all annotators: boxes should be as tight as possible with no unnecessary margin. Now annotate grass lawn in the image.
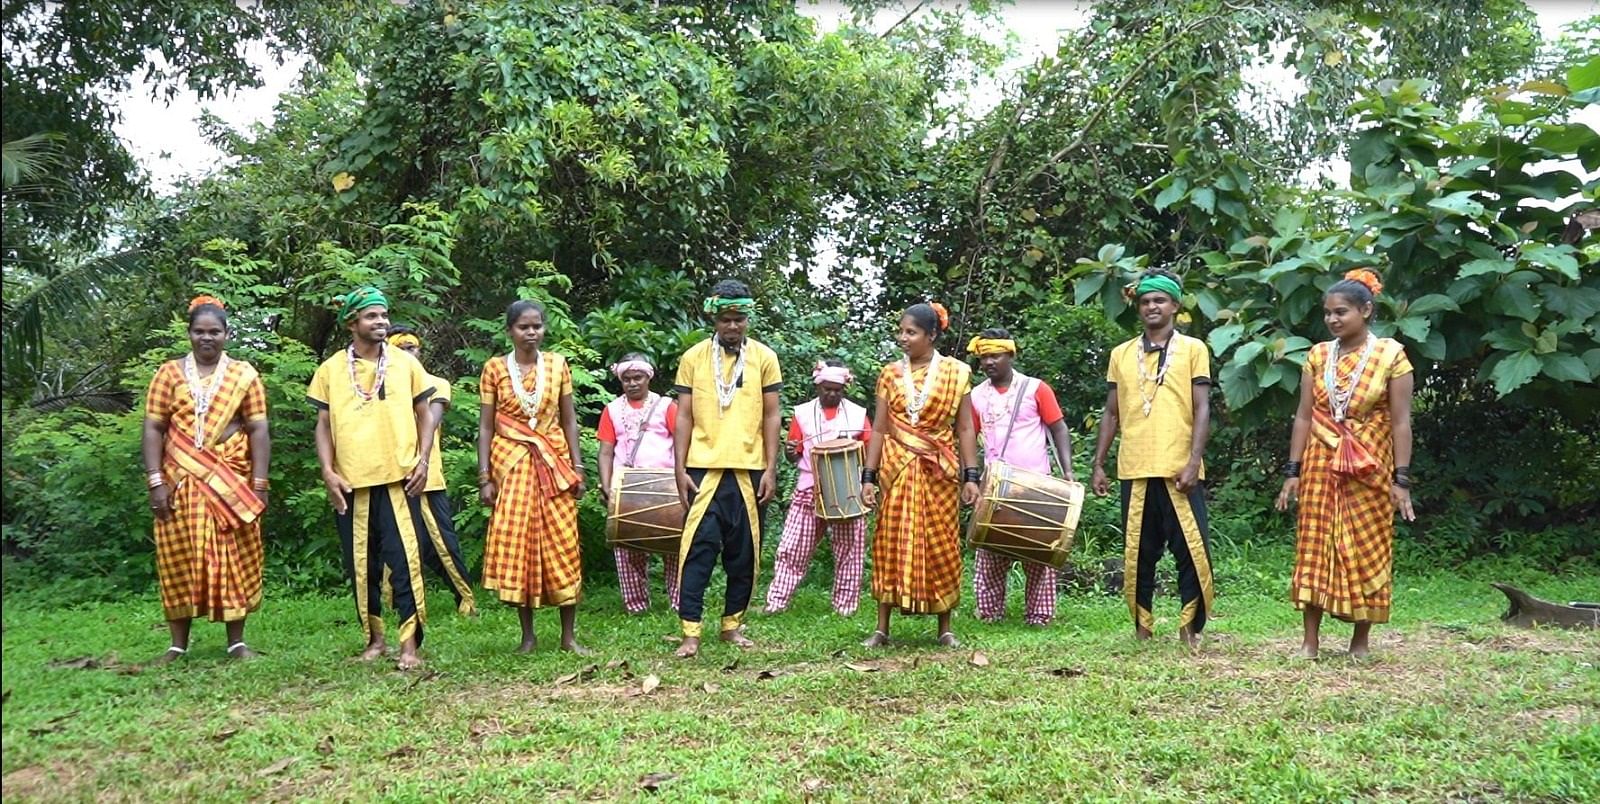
[3,552,1597,802]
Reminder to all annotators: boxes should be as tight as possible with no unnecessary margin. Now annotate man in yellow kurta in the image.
[308,287,439,670]
[671,279,783,659]
[1090,270,1217,648]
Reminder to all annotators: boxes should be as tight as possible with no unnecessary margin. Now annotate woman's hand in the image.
[861,482,877,509]
[961,481,980,506]
[480,479,498,508]
[1392,485,1415,521]
[1275,477,1299,512]
[149,483,174,521]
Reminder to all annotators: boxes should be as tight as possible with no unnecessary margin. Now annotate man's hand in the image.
[757,471,776,505]
[675,469,699,510]
[1090,465,1110,497]
[403,460,428,497]
[1175,461,1202,493]
[323,470,353,514]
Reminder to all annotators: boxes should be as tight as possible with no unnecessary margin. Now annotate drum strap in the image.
[625,394,665,468]
[997,376,1032,459]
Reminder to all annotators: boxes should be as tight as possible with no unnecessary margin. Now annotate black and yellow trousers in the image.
[336,484,440,647]
[1120,478,1216,634]
[677,468,764,638]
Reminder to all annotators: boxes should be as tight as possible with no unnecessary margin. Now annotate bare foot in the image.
[1296,643,1318,660]
[675,637,700,658]
[227,644,260,661]
[1179,627,1202,650]
[150,647,186,666]
[356,642,387,662]
[862,630,891,648]
[560,640,594,656]
[719,628,755,648]
[514,637,537,655]
[937,631,960,649]
[396,651,425,671]
[1348,641,1370,659]
[1134,627,1153,641]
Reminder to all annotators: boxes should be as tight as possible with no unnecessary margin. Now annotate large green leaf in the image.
[1490,350,1541,396]
[1566,55,1600,93]
[1540,353,1591,383]
[1529,124,1598,155]
[1427,191,1484,217]
[1190,186,1216,215]
[1394,315,1431,342]
[1219,360,1263,408]
[1457,258,1514,279]
[1234,341,1265,365]
[1446,156,1493,177]
[1488,283,1540,321]
[1522,244,1580,281]
[1406,293,1459,315]
[1208,323,1245,355]
[1153,176,1188,210]
[1420,330,1447,361]
[1074,272,1107,305]
[1482,323,1535,352]
[1541,285,1600,321]
[1584,348,1600,379]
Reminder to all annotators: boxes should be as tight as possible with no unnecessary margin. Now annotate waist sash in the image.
[1311,407,1381,487]
[495,411,580,497]
[166,435,264,532]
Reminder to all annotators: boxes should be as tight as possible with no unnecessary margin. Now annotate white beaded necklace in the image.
[1324,333,1376,423]
[182,352,230,448]
[712,340,747,416]
[901,351,942,426]
[1135,336,1177,417]
[347,343,388,407]
[506,350,547,429]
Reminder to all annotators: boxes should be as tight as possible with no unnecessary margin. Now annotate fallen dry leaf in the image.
[47,656,100,670]
[756,668,785,681]
[404,669,440,691]
[254,757,299,778]
[209,728,239,743]
[579,663,600,680]
[640,674,661,695]
[969,651,990,668]
[661,635,682,644]
[701,682,721,694]
[605,659,630,672]
[315,736,335,755]
[554,671,580,685]
[802,777,827,794]
[829,648,847,659]
[468,719,502,740]
[384,745,417,760]
[844,662,879,673]
[26,712,77,737]
[1048,667,1087,678]
[721,658,740,673]
[638,772,677,792]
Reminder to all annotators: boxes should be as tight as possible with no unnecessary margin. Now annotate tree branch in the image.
[1007,14,1223,194]
[879,0,931,39]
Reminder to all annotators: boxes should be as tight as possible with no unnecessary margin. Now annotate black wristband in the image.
[1393,477,1412,489]
[861,468,879,484]
[1283,461,1301,478]
[962,467,982,484]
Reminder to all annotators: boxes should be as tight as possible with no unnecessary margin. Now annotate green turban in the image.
[703,294,756,316]
[1135,275,1182,302]
[337,286,389,322]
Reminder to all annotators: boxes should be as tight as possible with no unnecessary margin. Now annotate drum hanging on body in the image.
[607,467,686,556]
[966,460,1084,569]
[811,438,866,521]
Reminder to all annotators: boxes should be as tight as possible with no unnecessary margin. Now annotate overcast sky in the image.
[113,1,1596,192]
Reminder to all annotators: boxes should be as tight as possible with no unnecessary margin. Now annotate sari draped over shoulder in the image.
[145,357,268,622]
[870,356,972,615]
[1291,338,1412,623]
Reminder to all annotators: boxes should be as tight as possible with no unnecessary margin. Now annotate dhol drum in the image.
[811,438,866,521]
[966,460,1084,569]
[606,467,686,556]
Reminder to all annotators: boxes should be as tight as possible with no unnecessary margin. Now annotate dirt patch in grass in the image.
[2,761,90,801]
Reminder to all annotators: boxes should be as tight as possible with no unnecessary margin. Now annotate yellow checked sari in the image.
[144,357,267,622]
[1291,338,1413,623]
[871,356,972,614]
[480,353,583,608]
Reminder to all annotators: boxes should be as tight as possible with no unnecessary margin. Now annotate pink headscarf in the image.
[610,358,655,379]
[812,361,853,386]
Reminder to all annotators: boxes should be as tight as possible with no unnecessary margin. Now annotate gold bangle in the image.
[251,477,270,491]
[147,472,165,488]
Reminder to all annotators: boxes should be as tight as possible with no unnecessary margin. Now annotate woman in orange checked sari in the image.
[860,302,981,649]
[1276,269,1415,659]
[141,295,271,664]
[478,299,592,656]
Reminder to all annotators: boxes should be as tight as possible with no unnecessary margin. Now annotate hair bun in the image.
[929,301,950,330]
[1343,268,1383,297]
[188,294,225,312]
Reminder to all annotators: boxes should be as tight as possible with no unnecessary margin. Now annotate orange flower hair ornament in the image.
[928,301,950,331]
[1343,268,1383,297]
[188,295,226,312]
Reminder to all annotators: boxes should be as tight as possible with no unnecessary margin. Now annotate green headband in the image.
[1135,275,1182,302]
[338,286,389,322]
[703,295,756,316]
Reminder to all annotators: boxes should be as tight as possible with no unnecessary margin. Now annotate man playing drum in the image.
[967,329,1075,626]
[1090,269,1217,648]
[762,359,872,617]
[597,352,681,614]
[672,279,783,658]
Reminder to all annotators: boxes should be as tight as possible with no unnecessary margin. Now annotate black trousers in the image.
[419,490,477,615]
[336,484,432,647]
[1120,478,1215,634]
[677,468,763,637]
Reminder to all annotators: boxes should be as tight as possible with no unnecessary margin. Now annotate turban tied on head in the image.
[966,336,1016,356]
[610,358,656,379]
[811,361,853,386]
[703,294,757,316]
[1134,274,1183,302]
[387,332,422,350]
[336,286,389,322]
